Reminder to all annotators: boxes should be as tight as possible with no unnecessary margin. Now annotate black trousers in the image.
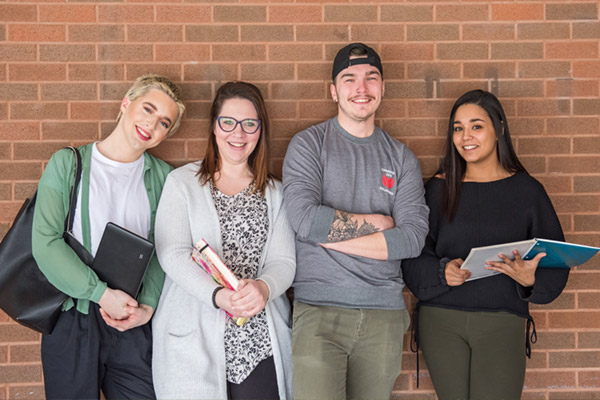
[227,356,280,400]
[41,303,156,400]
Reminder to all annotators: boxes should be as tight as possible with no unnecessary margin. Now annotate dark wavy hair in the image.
[437,89,528,221]
[197,81,272,195]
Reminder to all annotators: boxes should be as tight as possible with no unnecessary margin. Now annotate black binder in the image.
[92,222,155,298]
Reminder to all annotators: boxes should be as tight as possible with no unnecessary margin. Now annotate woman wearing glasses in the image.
[152,82,295,399]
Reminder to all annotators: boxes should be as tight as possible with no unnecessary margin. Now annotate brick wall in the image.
[0,1,599,398]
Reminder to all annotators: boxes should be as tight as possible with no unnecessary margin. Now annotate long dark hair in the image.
[437,89,527,221]
[197,81,272,195]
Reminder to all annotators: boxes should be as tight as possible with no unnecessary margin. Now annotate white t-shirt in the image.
[73,143,150,256]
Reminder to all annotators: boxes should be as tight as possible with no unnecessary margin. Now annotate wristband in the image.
[212,286,224,309]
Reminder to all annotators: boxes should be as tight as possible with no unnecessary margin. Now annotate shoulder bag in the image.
[0,146,93,334]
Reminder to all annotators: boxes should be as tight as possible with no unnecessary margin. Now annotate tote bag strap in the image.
[63,146,83,235]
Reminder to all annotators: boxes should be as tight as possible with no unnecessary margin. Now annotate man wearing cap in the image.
[282,43,429,399]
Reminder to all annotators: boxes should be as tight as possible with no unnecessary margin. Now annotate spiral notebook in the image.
[92,222,155,298]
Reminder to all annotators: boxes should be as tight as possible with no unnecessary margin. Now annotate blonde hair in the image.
[117,74,185,137]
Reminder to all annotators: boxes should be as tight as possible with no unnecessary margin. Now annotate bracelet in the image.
[212,286,224,309]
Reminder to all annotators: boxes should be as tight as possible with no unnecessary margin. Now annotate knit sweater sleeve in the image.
[517,180,569,304]
[401,179,451,301]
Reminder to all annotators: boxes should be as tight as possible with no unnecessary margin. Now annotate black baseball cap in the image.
[331,43,383,82]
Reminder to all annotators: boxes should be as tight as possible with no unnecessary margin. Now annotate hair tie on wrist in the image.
[212,286,225,309]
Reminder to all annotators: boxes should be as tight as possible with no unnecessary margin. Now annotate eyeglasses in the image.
[216,116,261,134]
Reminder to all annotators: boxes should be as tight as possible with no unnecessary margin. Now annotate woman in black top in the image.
[402,90,569,400]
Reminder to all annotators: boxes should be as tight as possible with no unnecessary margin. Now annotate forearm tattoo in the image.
[326,210,379,243]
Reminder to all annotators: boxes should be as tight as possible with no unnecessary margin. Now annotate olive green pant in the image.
[292,302,410,400]
[419,306,527,400]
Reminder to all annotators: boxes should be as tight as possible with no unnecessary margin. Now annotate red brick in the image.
[179,83,213,101]
[381,44,434,61]
[0,45,36,62]
[380,5,433,22]
[437,43,488,60]
[186,25,239,42]
[8,385,45,400]
[546,3,599,21]
[548,117,599,135]
[0,5,36,22]
[492,43,543,60]
[241,25,294,42]
[8,64,66,82]
[127,25,183,42]
[213,44,265,62]
[552,194,599,212]
[518,61,571,79]
[436,5,489,22]
[98,5,154,23]
[147,140,186,161]
[42,122,99,141]
[524,371,576,389]
[579,292,600,309]
[518,23,570,40]
[10,103,68,120]
[128,65,182,82]
[99,44,153,62]
[14,142,69,161]
[575,177,600,193]
[574,61,600,79]
[268,5,322,23]
[574,99,600,116]
[518,137,570,155]
[9,344,41,363]
[70,102,118,121]
[41,84,96,101]
[574,137,600,155]
[351,24,404,42]
[0,345,6,363]
[214,6,266,23]
[385,82,429,100]
[40,5,96,23]
[549,351,600,368]
[68,25,124,42]
[40,44,95,62]
[534,175,572,194]
[298,100,337,120]
[579,332,600,349]
[437,81,488,100]
[296,63,328,81]
[462,23,515,41]
[182,102,210,120]
[8,24,65,42]
[186,139,208,161]
[463,62,516,79]
[0,365,41,384]
[573,22,600,39]
[382,119,437,138]
[567,272,600,291]
[531,331,576,350]
[406,99,452,118]
[324,5,377,22]
[100,83,131,101]
[0,83,37,101]
[272,82,327,100]
[548,42,599,60]
[266,101,296,120]
[407,24,459,42]
[376,100,408,119]
[184,64,238,82]
[0,122,39,140]
[296,25,350,42]
[407,63,460,81]
[492,4,544,21]
[547,79,599,98]
[518,100,570,117]
[405,138,445,157]
[241,63,294,81]
[549,392,600,400]
[156,5,211,23]
[498,81,544,98]
[68,64,125,81]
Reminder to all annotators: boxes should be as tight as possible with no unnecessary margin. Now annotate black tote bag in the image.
[0,146,93,334]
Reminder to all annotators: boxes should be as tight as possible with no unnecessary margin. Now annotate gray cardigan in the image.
[152,162,295,399]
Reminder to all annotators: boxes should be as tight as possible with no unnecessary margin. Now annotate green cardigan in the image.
[32,144,172,314]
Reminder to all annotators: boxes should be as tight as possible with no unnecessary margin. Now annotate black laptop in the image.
[92,222,155,298]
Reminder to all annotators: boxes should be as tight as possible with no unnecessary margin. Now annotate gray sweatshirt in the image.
[283,117,429,310]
